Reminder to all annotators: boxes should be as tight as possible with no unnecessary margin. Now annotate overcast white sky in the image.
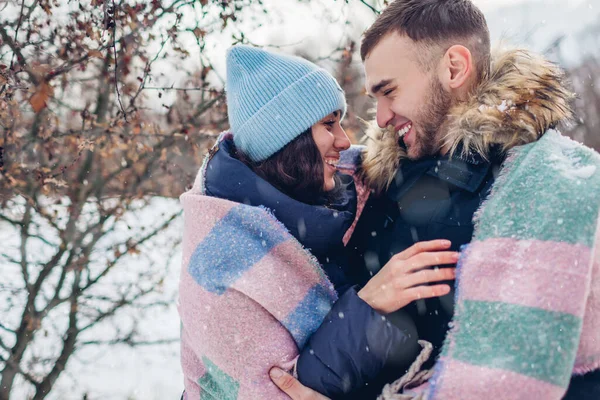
[188,0,599,81]
[215,0,599,62]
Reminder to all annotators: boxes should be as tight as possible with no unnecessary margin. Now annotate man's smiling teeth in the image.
[397,123,412,137]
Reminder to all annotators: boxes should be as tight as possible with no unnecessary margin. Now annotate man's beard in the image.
[405,77,452,160]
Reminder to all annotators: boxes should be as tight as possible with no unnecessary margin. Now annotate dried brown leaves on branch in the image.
[0,1,269,399]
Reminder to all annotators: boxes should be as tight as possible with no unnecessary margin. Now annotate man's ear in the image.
[438,45,473,91]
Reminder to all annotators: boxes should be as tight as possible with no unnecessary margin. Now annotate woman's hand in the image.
[357,240,458,314]
[270,368,331,400]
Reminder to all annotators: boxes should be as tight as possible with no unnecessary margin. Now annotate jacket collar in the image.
[386,144,494,201]
[203,136,357,256]
[426,155,490,193]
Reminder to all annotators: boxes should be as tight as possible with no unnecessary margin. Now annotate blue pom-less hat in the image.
[225,45,347,162]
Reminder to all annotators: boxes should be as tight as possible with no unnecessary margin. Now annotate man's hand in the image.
[357,240,458,314]
[270,368,331,400]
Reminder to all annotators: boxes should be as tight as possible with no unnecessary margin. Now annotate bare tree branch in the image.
[27,233,58,248]
[40,216,110,317]
[0,253,22,266]
[111,0,127,120]
[46,52,103,81]
[10,0,27,69]
[0,322,15,335]
[0,353,40,387]
[0,336,10,351]
[192,91,225,120]
[19,201,32,285]
[27,195,61,233]
[127,33,172,112]
[33,270,82,399]
[143,86,214,92]
[0,24,38,85]
[78,282,166,333]
[359,0,381,14]
[80,337,178,347]
[82,209,181,291]
[23,0,40,22]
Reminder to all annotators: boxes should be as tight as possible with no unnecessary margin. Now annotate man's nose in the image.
[376,100,394,129]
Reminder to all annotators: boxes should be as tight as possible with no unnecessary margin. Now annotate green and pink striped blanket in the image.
[426,130,600,399]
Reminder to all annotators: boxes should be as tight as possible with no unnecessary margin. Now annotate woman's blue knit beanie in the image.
[225,45,347,162]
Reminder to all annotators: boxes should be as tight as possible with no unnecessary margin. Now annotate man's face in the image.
[364,33,453,160]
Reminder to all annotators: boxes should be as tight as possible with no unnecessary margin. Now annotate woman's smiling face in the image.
[311,111,351,191]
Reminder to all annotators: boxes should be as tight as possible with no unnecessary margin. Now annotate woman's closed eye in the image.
[323,120,336,130]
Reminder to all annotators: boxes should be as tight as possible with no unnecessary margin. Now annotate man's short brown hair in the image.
[361,0,491,80]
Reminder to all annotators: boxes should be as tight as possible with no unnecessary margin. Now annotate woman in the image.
[178,45,457,399]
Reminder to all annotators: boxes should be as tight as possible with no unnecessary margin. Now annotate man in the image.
[272,0,600,398]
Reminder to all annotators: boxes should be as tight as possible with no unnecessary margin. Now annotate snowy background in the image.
[1,0,599,399]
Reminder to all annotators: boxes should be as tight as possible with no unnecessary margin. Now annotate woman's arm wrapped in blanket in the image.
[178,191,338,399]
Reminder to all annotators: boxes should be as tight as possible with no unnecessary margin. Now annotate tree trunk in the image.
[0,307,37,400]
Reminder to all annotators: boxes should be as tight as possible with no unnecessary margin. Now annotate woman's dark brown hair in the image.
[234,128,342,205]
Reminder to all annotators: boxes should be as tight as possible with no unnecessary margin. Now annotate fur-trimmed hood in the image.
[361,48,575,194]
